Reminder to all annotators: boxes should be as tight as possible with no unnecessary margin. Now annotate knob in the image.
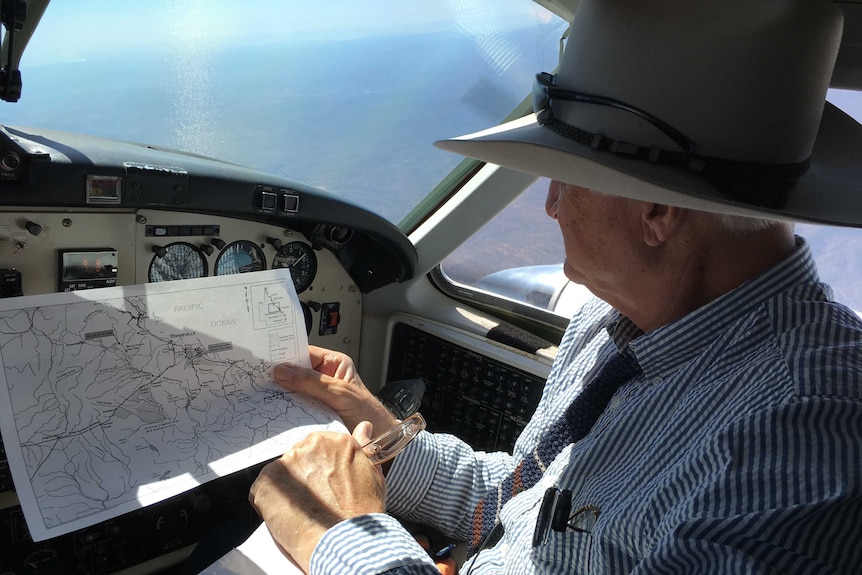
[192,492,212,513]
[0,151,20,171]
[24,221,42,236]
[151,245,167,258]
[266,237,283,250]
[154,508,189,537]
[211,238,226,250]
[199,244,213,256]
[326,226,352,244]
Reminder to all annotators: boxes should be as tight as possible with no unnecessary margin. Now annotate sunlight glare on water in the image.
[164,0,227,158]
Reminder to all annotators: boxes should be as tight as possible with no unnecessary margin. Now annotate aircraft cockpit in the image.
[0,1,860,574]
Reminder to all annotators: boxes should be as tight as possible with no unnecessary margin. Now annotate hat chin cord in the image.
[543,118,811,210]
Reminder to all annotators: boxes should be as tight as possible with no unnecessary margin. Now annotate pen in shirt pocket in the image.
[534,485,603,546]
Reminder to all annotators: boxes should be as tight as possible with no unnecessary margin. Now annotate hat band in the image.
[542,118,810,210]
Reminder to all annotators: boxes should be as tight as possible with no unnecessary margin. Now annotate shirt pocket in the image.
[532,529,593,573]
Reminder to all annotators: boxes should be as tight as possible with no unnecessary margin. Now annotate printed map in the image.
[0,269,343,541]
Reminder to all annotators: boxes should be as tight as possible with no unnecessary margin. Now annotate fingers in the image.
[271,347,399,437]
[251,431,386,522]
[272,346,358,395]
[271,362,369,417]
[353,420,374,445]
[248,428,388,574]
[308,345,358,382]
[272,362,334,396]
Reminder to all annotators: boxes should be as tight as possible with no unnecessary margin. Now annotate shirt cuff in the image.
[385,430,438,516]
[309,513,437,575]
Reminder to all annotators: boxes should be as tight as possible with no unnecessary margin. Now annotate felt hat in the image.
[435,0,862,227]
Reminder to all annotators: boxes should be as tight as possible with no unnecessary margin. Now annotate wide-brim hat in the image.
[435,0,862,228]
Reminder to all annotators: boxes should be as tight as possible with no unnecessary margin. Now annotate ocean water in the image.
[1,32,532,223]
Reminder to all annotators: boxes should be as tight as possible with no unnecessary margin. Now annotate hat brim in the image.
[435,103,862,228]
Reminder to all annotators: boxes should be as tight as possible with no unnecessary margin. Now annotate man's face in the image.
[545,180,644,297]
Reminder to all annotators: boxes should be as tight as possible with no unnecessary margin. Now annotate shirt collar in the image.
[607,237,820,381]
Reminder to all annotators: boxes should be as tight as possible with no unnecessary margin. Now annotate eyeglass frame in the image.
[361,412,426,466]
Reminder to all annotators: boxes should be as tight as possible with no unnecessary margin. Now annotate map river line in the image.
[0,270,342,541]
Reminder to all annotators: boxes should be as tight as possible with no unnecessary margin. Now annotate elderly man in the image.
[249,0,862,573]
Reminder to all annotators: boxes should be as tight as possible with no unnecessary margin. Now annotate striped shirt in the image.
[310,238,862,574]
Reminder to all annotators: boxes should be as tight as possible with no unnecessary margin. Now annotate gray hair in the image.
[582,185,795,234]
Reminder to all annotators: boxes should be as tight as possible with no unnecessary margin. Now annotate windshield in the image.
[1,0,566,225]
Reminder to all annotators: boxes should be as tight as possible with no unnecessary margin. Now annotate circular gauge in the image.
[148,242,208,282]
[214,240,266,275]
[272,241,318,293]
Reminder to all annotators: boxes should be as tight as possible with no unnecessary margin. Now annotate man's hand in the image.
[273,345,398,433]
[249,422,386,573]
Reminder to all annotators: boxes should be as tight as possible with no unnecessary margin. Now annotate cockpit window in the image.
[1,0,567,225]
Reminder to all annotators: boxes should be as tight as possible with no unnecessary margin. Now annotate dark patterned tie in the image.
[467,351,642,557]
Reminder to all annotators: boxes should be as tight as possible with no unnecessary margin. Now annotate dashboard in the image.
[0,124,551,575]
[0,209,364,349]
[0,124,418,574]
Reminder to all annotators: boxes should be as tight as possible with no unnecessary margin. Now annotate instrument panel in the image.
[147,236,319,296]
[0,124,417,575]
[0,209,362,348]
[0,207,364,574]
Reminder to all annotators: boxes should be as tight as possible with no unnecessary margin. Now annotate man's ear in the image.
[641,203,685,247]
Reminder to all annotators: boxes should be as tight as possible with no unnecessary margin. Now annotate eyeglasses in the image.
[532,72,696,155]
[361,412,426,465]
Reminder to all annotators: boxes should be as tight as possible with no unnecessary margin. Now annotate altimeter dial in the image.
[272,241,317,293]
